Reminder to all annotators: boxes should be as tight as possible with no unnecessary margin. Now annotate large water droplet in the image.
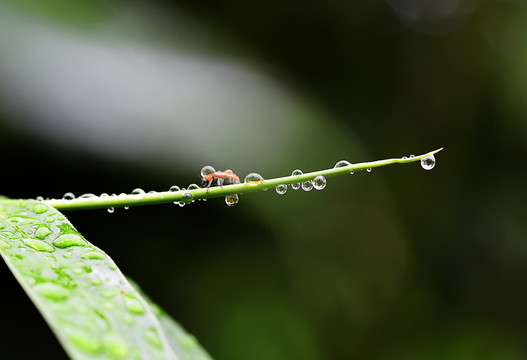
[181,193,193,203]
[225,194,239,206]
[62,192,75,201]
[420,154,436,170]
[334,160,351,168]
[187,184,200,191]
[169,185,180,192]
[244,173,264,185]
[34,283,70,301]
[200,166,216,177]
[35,227,52,240]
[0,239,11,249]
[145,328,163,349]
[291,169,303,190]
[24,238,55,253]
[276,184,287,195]
[123,296,145,315]
[78,193,97,201]
[68,331,102,355]
[103,333,129,359]
[313,175,327,190]
[107,207,115,214]
[335,160,354,174]
[81,251,106,260]
[301,181,313,191]
[53,233,88,248]
[131,188,145,199]
[366,168,372,173]
[32,204,49,214]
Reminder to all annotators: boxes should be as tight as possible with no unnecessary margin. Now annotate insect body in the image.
[201,169,241,191]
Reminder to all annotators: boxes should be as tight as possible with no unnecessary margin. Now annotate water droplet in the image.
[53,233,88,248]
[181,193,193,203]
[131,188,145,199]
[81,251,106,260]
[402,156,408,160]
[169,185,180,192]
[62,192,75,201]
[291,169,303,190]
[334,160,351,168]
[34,283,69,301]
[32,204,49,214]
[244,173,264,185]
[0,239,11,249]
[45,216,55,223]
[68,331,102,355]
[107,207,115,214]
[301,181,313,191]
[78,193,97,201]
[200,166,216,177]
[124,206,130,210]
[225,194,239,206]
[118,193,127,200]
[276,184,287,195]
[420,154,436,170]
[313,175,327,190]
[35,227,52,240]
[179,334,197,350]
[366,168,372,173]
[36,196,45,201]
[145,328,163,349]
[409,154,415,159]
[24,238,55,252]
[100,193,109,199]
[103,333,129,359]
[123,296,145,315]
[335,160,354,174]
[187,184,200,191]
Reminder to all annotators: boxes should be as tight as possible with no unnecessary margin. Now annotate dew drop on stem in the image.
[291,169,303,190]
[244,173,264,185]
[420,154,436,170]
[131,188,145,199]
[62,192,75,201]
[200,166,216,177]
[276,184,287,195]
[313,175,327,190]
[301,181,313,191]
[225,194,239,206]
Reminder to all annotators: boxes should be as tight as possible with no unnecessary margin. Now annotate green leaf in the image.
[0,198,212,360]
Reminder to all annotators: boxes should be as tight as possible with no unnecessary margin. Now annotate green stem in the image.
[43,148,443,211]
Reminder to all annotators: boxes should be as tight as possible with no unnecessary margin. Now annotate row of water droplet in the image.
[275,170,327,195]
[46,154,436,209]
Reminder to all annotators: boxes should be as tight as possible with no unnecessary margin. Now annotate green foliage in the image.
[0,198,212,360]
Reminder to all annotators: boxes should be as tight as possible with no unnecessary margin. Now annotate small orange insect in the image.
[201,168,241,191]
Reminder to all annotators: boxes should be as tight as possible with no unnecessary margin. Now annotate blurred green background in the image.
[1,0,526,359]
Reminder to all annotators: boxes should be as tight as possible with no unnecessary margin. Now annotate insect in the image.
[201,168,241,191]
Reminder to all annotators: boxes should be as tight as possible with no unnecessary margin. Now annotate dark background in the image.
[1,0,526,359]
